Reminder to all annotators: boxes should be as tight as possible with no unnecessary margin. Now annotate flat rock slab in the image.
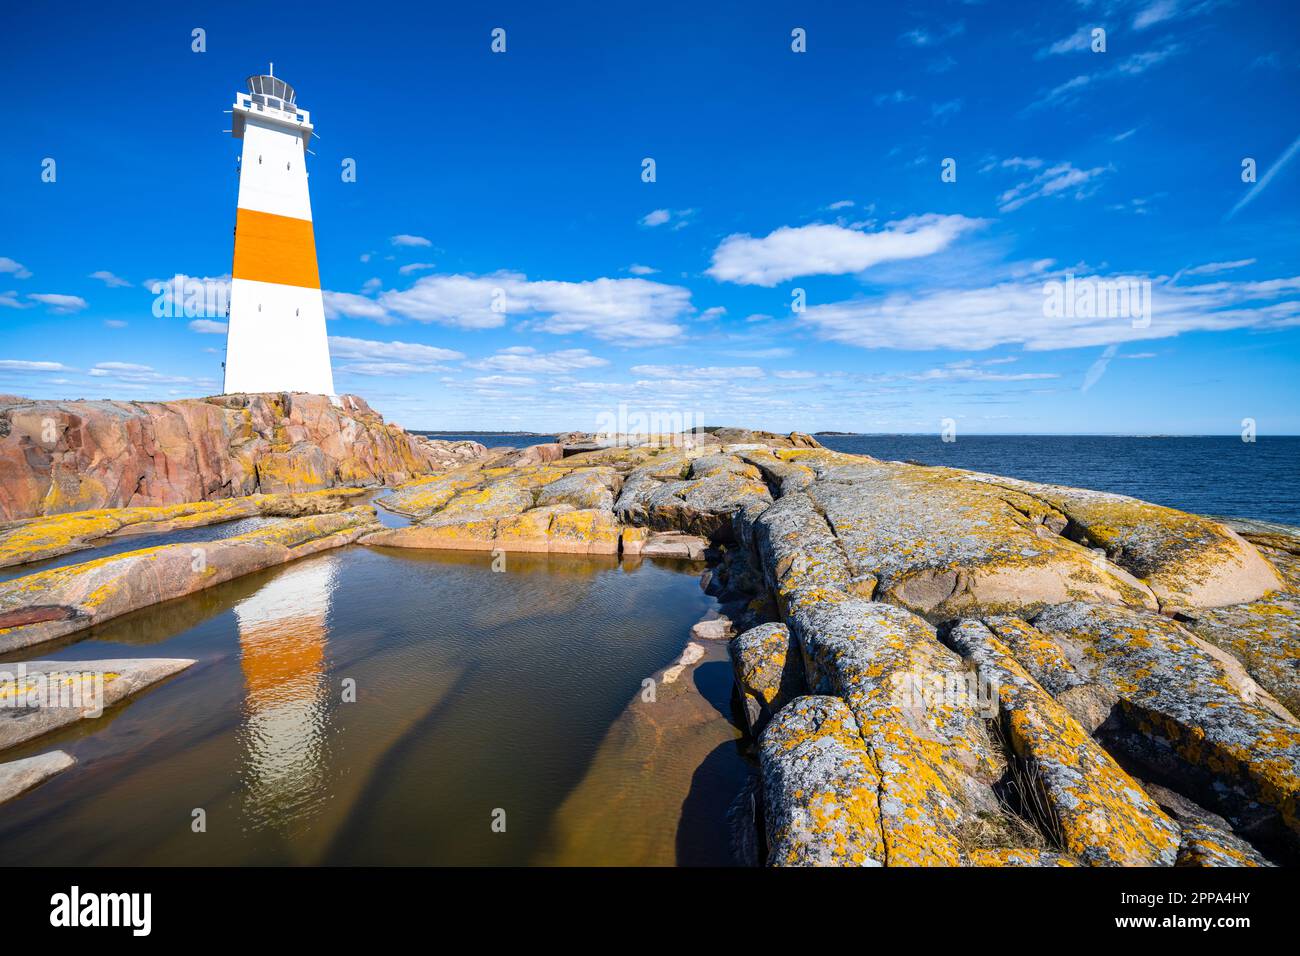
[0,507,378,651]
[0,658,195,752]
[0,750,75,804]
[0,488,368,571]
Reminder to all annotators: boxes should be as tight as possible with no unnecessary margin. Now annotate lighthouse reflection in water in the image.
[235,556,336,830]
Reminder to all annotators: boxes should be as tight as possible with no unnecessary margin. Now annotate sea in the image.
[422,432,1299,526]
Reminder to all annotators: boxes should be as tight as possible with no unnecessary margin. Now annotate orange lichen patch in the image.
[775,457,1158,622]
[948,620,1180,866]
[957,473,1284,609]
[786,596,1009,866]
[967,848,1078,867]
[231,207,320,289]
[548,509,621,554]
[1032,602,1300,839]
[1175,820,1272,867]
[377,465,488,518]
[620,526,649,556]
[0,489,366,570]
[1189,584,1300,716]
[759,695,886,866]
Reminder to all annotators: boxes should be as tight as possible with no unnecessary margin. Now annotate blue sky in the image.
[2,0,1298,434]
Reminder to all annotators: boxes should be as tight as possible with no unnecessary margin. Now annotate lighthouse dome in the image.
[246,74,296,107]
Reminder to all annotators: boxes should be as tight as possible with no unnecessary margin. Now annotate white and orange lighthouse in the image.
[223,67,335,396]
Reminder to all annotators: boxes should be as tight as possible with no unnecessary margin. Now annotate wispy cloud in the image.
[0,257,32,280]
[798,271,1300,352]
[89,270,131,288]
[998,162,1110,212]
[28,293,88,314]
[707,214,985,286]
[390,234,432,247]
[466,346,608,375]
[1225,132,1300,221]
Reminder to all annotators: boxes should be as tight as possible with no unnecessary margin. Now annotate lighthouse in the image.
[223,67,335,396]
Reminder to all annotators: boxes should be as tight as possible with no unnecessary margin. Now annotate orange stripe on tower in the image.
[231,208,321,289]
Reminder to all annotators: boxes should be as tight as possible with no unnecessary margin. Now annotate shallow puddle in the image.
[0,544,748,865]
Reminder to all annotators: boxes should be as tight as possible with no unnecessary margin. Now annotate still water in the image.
[0,545,746,865]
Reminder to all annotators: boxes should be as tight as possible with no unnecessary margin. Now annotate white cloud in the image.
[104,319,128,329]
[391,234,432,247]
[900,22,965,47]
[0,257,32,279]
[339,362,452,377]
[89,270,131,288]
[0,291,28,309]
[88,362,207,386]
[473,375,537,387]
[1133,0,1178,30]
[798,272,1300,352]
[628,264,658,275]
[707,214,985,286]
[999,162,1109,212]
[28,293,88,314]
[639,208,694,230]
[398,262,436,275]
[323,290,395,323]
[189,319,228,333]
[467,346,608,375]
[1181,259,1256,276]
[0,359,70,372]
[329,335,465,363]
[1039,27,1093,57]
[376,272,692,343]
[827,200,855,210]
[774,370,818,379]
[630,364,764,380]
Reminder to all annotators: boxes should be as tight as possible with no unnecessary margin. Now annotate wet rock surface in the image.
[0,507,380,651]
[0,658,195,753]
[0,750,75,804]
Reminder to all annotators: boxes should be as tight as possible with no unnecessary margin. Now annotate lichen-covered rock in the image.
[0,750,75,804]
[0,658,195,752]
[981,614,1120,733]
[1175,820,1273,867]
[535,468,617,511]
[961,474,1284,609]
[759,695,885,866]
[795,458,1157,620]
[752,492,854,610]
[614,455,773,541]
[730,622,805,735]
[548,508,621,554]
[0,507,379,650]
[0,488,367,570]
[1031,602,1300,842]
[966,848,1078,867]
[947,620,1180,866]
[0,393,488,520]
[785,593,1009,865]
[1186,584,1300,717]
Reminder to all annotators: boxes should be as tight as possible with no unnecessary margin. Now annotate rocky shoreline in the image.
[1,398,1297,866]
